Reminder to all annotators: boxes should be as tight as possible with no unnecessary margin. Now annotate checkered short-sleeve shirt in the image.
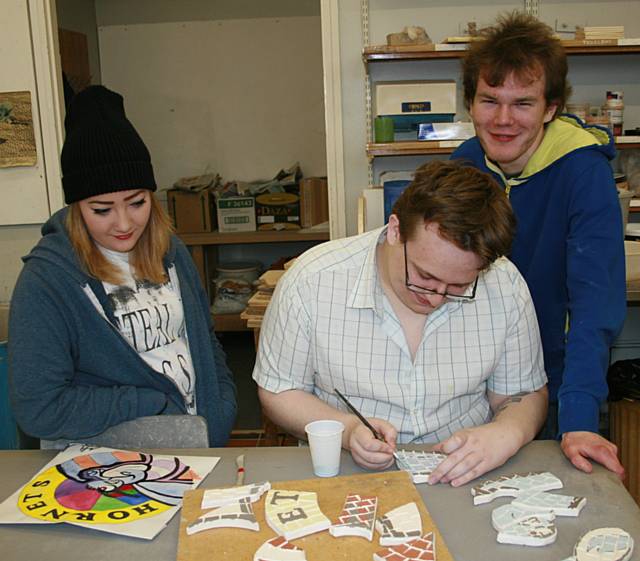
[253,227,547,444]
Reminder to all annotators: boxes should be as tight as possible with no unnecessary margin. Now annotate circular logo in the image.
[19,450,195,525]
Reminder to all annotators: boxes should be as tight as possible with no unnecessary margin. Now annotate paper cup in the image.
[304,420,345,477]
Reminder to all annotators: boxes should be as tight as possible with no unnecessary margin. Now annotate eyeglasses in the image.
[404,243,478,302]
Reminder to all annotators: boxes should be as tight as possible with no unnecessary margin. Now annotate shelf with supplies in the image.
[363,38,640,188]
[177,227,329,332]
[367,137,640,159]
[363,43,640,63]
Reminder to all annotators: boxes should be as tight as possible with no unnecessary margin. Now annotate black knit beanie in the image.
[61,85,156,204]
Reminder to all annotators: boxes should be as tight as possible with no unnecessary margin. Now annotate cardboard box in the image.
[216,196,257,232]
[299,177,329,228]
[255,193,301,230]
[167,188,217,233]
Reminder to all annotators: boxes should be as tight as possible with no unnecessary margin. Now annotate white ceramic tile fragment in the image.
[394,450,447,484]
[574,527,634,561]
[375,502,422,546]
[253,536,307,561]
[496,512,557,546]
[264,489,331,540]
[201,481,271,509]
[187,497,259,535]
[471,472,563,505]
[512,491,587,517]
[373,531,436,561]
[329,493,378,540]
[491,503,555,532]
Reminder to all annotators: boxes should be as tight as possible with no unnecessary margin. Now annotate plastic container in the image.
[216,262,261,284]
[211,262,261,314]
[604,91,624,136]
[618,187,633,234]
[624,240,640,282]
[566,103,589,121]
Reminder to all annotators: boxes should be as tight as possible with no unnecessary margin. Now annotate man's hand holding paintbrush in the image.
[334,388,398,470]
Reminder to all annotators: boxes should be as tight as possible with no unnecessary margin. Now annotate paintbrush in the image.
[333,388,387,442]
[235,454,245,486]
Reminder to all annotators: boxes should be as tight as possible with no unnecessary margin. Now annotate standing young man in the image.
[452,12,626,477]
[254,160,548,486]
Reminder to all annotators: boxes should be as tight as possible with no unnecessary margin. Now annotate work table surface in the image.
[0,441,638,560]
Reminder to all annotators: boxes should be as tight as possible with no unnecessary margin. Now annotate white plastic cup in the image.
[304,420,345,477]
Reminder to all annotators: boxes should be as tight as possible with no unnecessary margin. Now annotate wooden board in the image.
[177,470,454,561]
[259,269,286,288]
[247,291,273,310]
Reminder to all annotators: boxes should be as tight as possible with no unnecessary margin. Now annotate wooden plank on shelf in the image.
[178,228,330,246]
[259,269,286,288]
[367,140,460,158]
[365,43,436,53]
[247,291,272,310]
[367,139,639,159]
[363,43,640,62]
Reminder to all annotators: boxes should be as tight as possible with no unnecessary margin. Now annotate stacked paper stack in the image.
[575,26,624,40]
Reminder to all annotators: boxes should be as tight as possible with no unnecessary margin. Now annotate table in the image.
[0,441,638,560]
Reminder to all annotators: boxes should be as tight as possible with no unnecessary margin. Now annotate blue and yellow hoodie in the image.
[8,208,237,445]
[453,117,626,436]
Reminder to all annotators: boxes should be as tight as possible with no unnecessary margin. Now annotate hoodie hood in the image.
[484,115,616,189]
[23,207,177,285]
[23,207,90,285]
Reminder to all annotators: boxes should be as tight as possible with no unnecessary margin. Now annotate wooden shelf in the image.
[367,141,459,157]
[617,142,640,150]
[212,313,250,332]
[363,43,640,62]
[178,227,330,246]
[367,139,640,158]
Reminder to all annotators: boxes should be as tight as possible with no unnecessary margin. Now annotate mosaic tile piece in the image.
[329,493,378,540]
[187,497,259,534]
[264,489,331,541]
[471,472,563,505]
[394,450,447,484]
[496,513,557,546]
[253,536,307,561]
[574,527,634,561]
[491,503,555,532]
[201,481,271,509]
[373,531,436,561]
[512,491,587,517]
[375,502,422,546]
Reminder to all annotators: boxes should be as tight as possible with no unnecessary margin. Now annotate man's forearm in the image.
[258,387,359,447]
[490,387,549,446]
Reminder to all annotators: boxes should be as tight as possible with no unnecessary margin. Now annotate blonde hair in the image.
[66,194,174,285]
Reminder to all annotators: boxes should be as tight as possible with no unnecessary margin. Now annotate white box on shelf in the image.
[216,196,256,232]
[375,80,456,116]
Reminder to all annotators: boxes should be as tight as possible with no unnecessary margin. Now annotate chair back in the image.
[40,415,209,450]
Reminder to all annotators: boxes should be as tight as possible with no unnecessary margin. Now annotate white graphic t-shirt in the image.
[99,246,197,413]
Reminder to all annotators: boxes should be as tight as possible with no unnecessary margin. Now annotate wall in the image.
[335,0,640,235]
[94,0,320,25]
[0,1,100,305]
[0,1,62,304]
[95,0,326,191]
[98,17,326,189]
